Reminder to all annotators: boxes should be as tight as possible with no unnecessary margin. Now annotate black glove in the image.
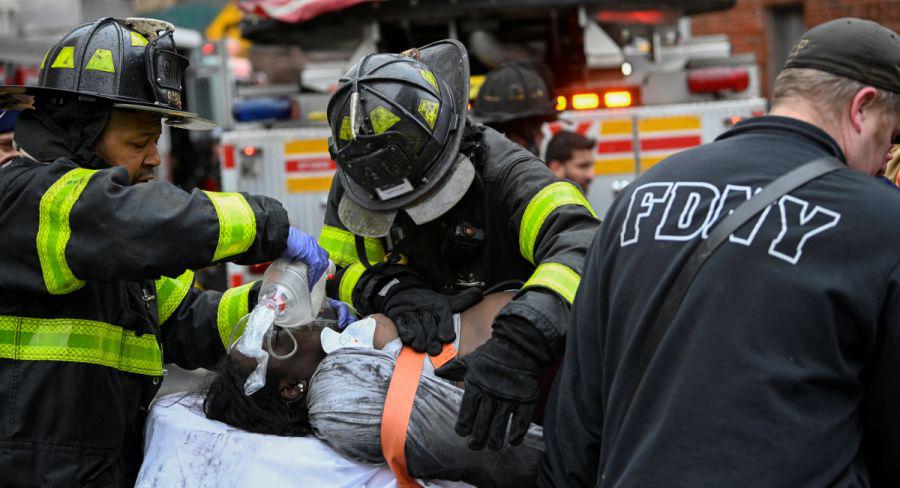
[351,264,482,355]
[384,286,483,356]
[434,315,551,451]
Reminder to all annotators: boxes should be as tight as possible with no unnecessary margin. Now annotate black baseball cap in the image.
[784,17,900,94]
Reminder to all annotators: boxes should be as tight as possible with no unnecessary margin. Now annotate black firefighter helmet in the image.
[0,17,214,130]
[472,60,557,125]
[327,40,473,237]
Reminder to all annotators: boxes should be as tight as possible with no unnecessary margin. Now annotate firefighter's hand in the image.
[282,226,330,285]
[385,287,482,356]
[434,315,549,451]
[326,298,355,330]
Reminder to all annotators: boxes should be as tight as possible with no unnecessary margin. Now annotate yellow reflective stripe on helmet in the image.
[418,99,439,130]
[522,262,581,304]
[204,191,257,262]
[85,49,115,73]
[217,281,255,348]
[318,225,385,267]
[0,315,162,376]
[155,270,195,324]
[370,106,400,134]
[50,46,75,69]
[420,69,438,93]
[339,116,353,141]
[130,31,149,47]
[339,262,366,309]
[37,168,98,295]
[519,181,598,264]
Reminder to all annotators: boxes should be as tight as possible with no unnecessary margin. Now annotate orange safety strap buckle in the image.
[381,343,457,487]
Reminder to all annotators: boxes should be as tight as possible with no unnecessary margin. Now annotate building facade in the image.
[691,0,900,97]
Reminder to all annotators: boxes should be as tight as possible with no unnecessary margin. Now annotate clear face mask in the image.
[226,296,280,396]
[227,258,335,396]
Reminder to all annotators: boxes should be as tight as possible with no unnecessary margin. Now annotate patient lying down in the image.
[203,292,543,488]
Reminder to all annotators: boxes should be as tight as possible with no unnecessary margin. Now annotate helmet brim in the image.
[338,39,471,212]
[0,85,216,131]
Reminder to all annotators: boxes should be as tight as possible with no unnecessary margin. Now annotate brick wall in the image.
[691,0,900,97]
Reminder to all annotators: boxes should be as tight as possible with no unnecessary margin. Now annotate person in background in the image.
[544,130,596,194]
[0,110,19,165]
[471,60,558,155]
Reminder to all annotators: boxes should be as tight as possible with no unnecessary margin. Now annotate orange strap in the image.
[381,343,457,487]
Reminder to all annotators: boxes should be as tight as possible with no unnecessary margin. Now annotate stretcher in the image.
[136,393,468,488]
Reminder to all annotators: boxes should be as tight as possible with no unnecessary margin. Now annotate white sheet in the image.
[137,393,400,488]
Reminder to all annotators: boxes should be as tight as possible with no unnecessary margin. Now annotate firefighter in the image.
[544,130,596,194]
[0,110,18,164]
[472,60,558,155]
[0,18,329,485]
[318,40,600,451]
[540,18,900,486]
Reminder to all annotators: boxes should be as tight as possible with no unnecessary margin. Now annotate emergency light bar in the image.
[557,88,640,111]
[688,67,749,94]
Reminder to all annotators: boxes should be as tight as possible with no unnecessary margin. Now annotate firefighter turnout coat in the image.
[540,116,900,486]
[0,157,288,486]
[320,125,600,356]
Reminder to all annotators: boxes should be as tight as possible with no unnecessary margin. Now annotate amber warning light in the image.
[571,93,600,110]
[559,89,638,111]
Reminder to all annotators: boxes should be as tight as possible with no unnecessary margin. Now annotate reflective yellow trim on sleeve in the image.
[0,315,162,376]
[155,270,195,324]
[519,181,597,264]
[339,262,366,309]
[37,168,98,295]
[318,225,385,267]
[217,281,255,348]
[204,191,257,262]
[522,262,581,304]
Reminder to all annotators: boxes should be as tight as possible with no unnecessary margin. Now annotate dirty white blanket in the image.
[136,393,399,488]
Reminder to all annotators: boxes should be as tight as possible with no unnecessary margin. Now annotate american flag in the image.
[237,0,378,24]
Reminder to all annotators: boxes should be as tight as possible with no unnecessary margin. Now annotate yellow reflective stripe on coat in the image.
[217,281,255,348]
[519,181,597,264]
[37,168,98,295]
[0,315,162,376]
[339,262,366,309]
[204,191,257,261]
[318,225,385,267]
[522,262,581,304]
[155,270,195,324]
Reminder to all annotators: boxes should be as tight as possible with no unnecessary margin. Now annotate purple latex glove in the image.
[282,226,329,286]
[327,298,356,330]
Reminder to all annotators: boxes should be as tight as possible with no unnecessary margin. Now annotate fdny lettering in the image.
[619,182,841,265]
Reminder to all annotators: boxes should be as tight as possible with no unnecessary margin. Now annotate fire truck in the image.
[220,0,766,288]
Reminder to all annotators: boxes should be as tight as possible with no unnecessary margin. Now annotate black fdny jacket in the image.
[0,157,288,486]
[319,125,600,354]
[540,116,900,487]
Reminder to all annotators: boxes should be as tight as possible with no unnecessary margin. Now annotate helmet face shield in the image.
[147,31,188,110]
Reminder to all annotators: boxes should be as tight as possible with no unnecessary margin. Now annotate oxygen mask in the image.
[229,258,335,396]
